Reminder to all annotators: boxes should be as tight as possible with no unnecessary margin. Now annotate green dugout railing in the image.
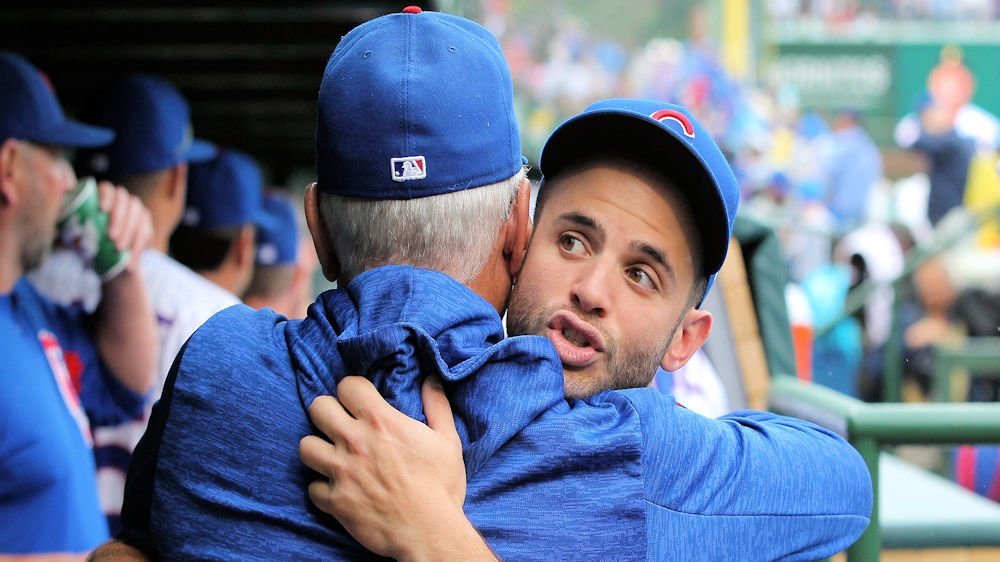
[769,375,1000,561]
[814,202,1000,402]
[932,337,1000,402]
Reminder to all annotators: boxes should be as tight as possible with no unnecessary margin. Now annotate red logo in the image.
[39,330,93,446]
[650,109,695,138]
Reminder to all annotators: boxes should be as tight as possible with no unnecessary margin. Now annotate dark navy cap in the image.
[183,149,278,231]
[540,99,740,299]
[77,74,215,178]
[0,51,114,148]
[315,7,521,199]
[255,193,299,266]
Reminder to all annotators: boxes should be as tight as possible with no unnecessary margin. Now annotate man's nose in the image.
[570,262,612,317]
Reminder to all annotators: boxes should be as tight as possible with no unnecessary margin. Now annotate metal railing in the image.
[814,202,1000,402]
[769,375,1000,561]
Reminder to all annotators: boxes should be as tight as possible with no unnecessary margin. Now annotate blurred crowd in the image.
[767,0,1000,21]
[486,0,1000,504]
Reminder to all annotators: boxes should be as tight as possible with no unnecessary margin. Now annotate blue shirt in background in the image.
[0,281,110,554]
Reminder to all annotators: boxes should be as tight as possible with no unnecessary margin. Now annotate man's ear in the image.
[303,183,340,282]
[166,162,188,202]
[0,139,21,208]
[504,176,532,278]
[234,224,256,267]
[660,309,712,373]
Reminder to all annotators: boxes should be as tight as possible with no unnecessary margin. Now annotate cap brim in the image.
[539,111,730,276]
[29,118,115,149]
[252,206,283,232]
[182,138,216,164]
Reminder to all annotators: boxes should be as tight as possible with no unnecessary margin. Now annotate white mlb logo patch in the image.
[391,156,426,182]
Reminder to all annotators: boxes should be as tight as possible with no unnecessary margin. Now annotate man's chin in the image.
[562,368,606,400]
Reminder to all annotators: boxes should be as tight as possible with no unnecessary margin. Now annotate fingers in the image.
[99,182,151,255]
[98,180,115,214]
[299,434,337,477]
[118,195,142,251]
[421,375,457,438]
[307,479,336,516]
[104,181,130,243]
[131,205,154,257]
[308,394,355,443]
[336,375,390,425]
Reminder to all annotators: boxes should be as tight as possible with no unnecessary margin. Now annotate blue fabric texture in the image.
[132,266,871,560]
[0,285,108,553]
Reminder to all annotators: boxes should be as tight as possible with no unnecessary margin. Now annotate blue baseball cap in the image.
[77,74,215,179]
[539,99,740,299]
[183,149,278,231]
[315,6,521,199]
[0,51,114,148]
[255,193,300,266]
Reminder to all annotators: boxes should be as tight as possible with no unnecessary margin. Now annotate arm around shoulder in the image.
[622,390,872,559]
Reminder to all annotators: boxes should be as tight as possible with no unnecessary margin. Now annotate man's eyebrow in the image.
[557,212,605,239]
[633,241,675,282]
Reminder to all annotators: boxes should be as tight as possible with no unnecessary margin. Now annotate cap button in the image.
[402,6,422,14]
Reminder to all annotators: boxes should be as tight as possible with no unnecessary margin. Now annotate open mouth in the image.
[546,310,604,368]
[562,327,589,347]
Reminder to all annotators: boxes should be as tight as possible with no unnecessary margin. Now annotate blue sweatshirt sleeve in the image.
[617,388,872,561]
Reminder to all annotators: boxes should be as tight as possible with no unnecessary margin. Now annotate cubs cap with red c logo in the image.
[539,99,740,301]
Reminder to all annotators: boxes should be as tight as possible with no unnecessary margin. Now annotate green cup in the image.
[57,177,131,280]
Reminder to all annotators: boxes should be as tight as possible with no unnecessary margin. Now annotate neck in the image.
[244,293,295,317]
[142,191,180,254]
[199,263,244,298]
[150,226,171,254]
[465,254,511,317]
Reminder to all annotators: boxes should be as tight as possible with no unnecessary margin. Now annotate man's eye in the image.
[627,267,655,289]
[558,234,585,254]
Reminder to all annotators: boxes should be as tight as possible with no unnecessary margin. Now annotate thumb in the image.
[421,375,457,437]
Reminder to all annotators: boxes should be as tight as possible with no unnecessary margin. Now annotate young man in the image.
[0,51,156,556]
[104,9,870,561]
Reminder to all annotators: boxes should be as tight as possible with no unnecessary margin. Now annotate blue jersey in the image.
[122,266,871,561]
[0,282,107,554]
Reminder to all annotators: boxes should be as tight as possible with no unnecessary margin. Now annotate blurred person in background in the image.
[29,74,229,534]
[901,256,964,400]
[824,109,883,232]
[170,148,276,299]
[896,100,975,226]
[0,51,156,557]
[243,191,312,318]
[833,222,913,402]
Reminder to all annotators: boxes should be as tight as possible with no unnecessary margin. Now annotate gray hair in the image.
[319,167,526,284]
